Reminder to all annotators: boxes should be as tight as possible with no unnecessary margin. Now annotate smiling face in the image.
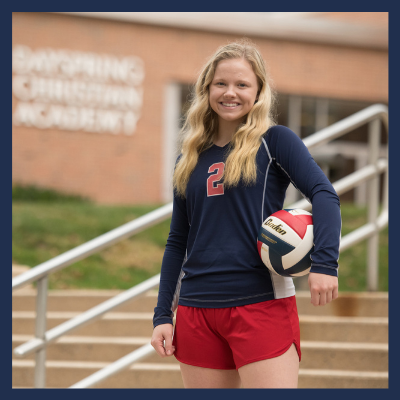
[209,58,259,128]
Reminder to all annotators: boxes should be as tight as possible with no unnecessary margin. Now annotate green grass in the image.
[12,186,388,291]
[12,184,91,203]
[337,203,388,292]
[12,186,170,289]
[12,201,171,289]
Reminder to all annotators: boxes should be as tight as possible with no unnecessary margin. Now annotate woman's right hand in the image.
[151,323,175,357]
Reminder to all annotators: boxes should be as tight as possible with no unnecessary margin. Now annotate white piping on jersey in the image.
[274,160,311,204]
[170,253,187,313]
[262,137,272,162]
[171,268,185,312]
[261,138,272,224]
[261,138,278,299]
[262,137,296,299]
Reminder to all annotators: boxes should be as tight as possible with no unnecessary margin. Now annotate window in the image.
[275,93,387,203]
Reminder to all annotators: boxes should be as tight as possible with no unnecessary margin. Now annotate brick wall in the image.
[319,12,388,28]
[12,12,388,204]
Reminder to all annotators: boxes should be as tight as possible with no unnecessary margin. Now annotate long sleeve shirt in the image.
[153,125,341,328]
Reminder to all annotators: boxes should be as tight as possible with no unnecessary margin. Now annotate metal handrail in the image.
[12,203,173,291]
[14,156,388,366]
[12,104,388,292]
[12,158,389,358]
[70,157,389,389]
[13,274,161,357]
[70,159,389,389]
[290,160,388,253]
[302,103,388,150]
[12,103,388,388]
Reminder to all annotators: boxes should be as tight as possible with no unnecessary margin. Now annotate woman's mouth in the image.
[220,102,240,108]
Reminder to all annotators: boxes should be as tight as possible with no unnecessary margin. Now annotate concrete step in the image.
[12,359,388,388]
[11,285,389,389]
[12,335,388,372]
[12,360,183,389]
[12,289,158,313]
[11,335,168,365]
[296,291,388,318]
[12,311,388,343]
[299,315,388,343]
[12,289,388,317]
[299,341,388,372]
[12,311,156,338]
[297,369,388,389]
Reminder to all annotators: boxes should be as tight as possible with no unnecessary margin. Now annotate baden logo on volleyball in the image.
[257,209,314,277]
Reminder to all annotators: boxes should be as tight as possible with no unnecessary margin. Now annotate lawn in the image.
[12,186,388,291]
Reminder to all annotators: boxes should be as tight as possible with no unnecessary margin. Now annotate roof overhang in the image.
[50,12,388,50]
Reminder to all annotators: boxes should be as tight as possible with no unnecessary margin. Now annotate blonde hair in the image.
[173,39,276,197]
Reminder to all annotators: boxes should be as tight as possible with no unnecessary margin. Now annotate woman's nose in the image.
[224,86,236,97]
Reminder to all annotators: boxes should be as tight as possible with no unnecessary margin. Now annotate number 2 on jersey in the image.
[207,162,225,196]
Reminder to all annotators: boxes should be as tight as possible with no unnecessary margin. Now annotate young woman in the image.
[151,39,341,388]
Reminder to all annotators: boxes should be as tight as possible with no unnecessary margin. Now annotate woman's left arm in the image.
[272,126,341,306]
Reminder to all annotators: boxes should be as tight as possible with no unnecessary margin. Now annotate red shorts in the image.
[172,296,301,370]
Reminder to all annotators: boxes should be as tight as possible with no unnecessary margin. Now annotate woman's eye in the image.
[216,82,225,86]
[238,83,247,87]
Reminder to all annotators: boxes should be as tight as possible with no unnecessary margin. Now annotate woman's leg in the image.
[179,363,241,388]
[237,343,299,388]
[173,306,239,387]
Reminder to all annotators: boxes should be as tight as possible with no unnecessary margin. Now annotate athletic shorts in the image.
[172,295,301,370]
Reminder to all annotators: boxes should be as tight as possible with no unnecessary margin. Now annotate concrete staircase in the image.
[12,276,388,388]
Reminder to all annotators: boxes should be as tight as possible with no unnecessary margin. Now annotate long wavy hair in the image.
[173,39,276,197]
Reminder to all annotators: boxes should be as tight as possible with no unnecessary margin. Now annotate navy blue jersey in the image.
[153,125,341,328]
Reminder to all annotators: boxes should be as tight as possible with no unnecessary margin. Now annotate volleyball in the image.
[257,209,314,277]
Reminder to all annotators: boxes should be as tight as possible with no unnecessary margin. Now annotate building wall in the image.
[12,12,388,204]
[319,12,388,28]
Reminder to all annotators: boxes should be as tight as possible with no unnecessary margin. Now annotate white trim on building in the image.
[50,12,387,50]
[162,82,181,203]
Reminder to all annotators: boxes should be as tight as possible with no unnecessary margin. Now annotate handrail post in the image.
[34,276,48,388]
[367,119,381,291]
[10,104,389,389]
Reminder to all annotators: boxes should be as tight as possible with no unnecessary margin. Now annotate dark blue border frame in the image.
[8,7,395,400]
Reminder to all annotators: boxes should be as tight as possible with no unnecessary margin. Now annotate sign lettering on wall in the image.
[12,45,145,135]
